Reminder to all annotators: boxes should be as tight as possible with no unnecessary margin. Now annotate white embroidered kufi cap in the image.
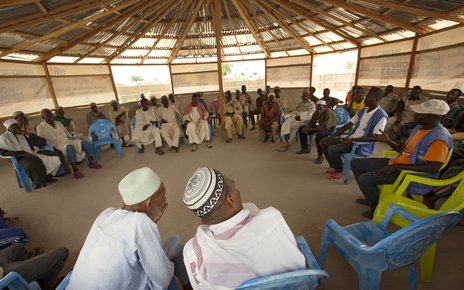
[3,119,18,129]
[410,99,450,116]
[316,100,326,106]
[183,167,224,217]
[118,167,162,206]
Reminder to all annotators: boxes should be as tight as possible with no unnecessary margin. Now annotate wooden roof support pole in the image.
[405,33,420,89]
[310,53,313,87]
[212,0,225,142]
[42,63,58,108]
[317,0,430,34]
[108,64,119,103]
[230,0,270,58]
[249,0,314,54]
[167,0,205,63]
[362,0,464,23]
[354,47,361,86]
[168,64,175,95]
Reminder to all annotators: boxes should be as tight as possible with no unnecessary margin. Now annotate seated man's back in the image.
[183,167,305,289]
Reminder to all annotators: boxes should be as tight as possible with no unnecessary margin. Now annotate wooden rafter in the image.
[240,2,288,55]
[141,2,192,63]
[0,0,116,34]
[273,0,360,46]
[414,4,464,27]
[231,0,270,57]
[362,0,463,23]
[0,0,36,8]
[292,20,338,51]
[107,0,181,62]
[223,0,243,58]
[167,0,205,63]
[79,2,175,63]
[288,0,387,42]
[38,0,160,62]
[34,1,48,15]
[317,0,430,34]
[251,0,315,53]
[0,0,142,58]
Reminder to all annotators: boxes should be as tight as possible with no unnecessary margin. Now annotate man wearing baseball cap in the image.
[68,167,191,290]
[351,99,453,218]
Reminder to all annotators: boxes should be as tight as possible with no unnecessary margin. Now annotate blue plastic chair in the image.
[0,227,29,250]
[318,204,461,290]
[88,119,123,160]
[341,141,375,184]
[237,236,329,290]
[56,271,178,290]
[331,107,350,134]
[0,154,32,192]
[0,272,41,290]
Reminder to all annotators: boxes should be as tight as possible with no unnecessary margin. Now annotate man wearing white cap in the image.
[278,88,316,152]
[0,119,67,189]
[296,100,338,163]
[132,99,165,154]
[156,95,182,152]
[68,167,191,290]
[183,167,305,289]
[351,99,453,219]
[13,111,35,133]
[108,100,131,146]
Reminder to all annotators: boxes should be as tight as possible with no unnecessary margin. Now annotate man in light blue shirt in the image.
[67,167,191,290]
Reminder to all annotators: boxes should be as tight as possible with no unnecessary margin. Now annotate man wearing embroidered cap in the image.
[13,111,35,133]
[296,100,338,163]
[351,99,453,219]
[182,167,305,289]
[68,167,191,290]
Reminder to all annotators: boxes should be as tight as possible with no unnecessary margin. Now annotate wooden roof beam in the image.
[288,0,386,42]
[231,0,270,57]
[34,0,48,15]
[107,0,181,62]
[0,0,36,8]
[362,0,463,23]
[0,0,116,34]
[168,0,205,63]
[0,0,142,58]
[141,1,192,63]
[317,0,430,34]
[274,0,360,46]
[249,0,314,54]
[37,0,153,62]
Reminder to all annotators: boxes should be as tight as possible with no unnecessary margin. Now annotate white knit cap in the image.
[316,100,326,106]
[3,119,18,129]
[410,99,450,116]
[118,167,162,206]
[183,167,224,217]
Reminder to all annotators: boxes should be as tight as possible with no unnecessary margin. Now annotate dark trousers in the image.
[351,158,400,211]
[298,128,332,154]
[18,156,47,186]
[321,139,354,172]
[400,122,417,139]
[0,244,68,290]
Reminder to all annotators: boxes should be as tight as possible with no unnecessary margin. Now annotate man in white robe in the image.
[169,93,183,113]
[0,119,64,189]
[37,109,101,179]
[13,111,35,133]
[156,96,181,153]
[67,167,191,290]
[132,101,164,155]
[183,93,212,152]
[279,88,316,152]
[183,167,305,290]
[108,100,131,146]
[223,90,245,143]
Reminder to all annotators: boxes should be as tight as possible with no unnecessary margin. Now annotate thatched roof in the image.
[0,0,463,64]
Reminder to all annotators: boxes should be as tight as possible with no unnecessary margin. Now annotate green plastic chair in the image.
[373,170,464,282]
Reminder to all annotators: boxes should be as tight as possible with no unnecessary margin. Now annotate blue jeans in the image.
[351,158,400,211]
[66,141,94,164]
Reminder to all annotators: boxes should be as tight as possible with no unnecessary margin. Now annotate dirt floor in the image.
[0,127,462,290]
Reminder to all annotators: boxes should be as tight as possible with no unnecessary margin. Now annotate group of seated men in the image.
[64,166,306,290]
